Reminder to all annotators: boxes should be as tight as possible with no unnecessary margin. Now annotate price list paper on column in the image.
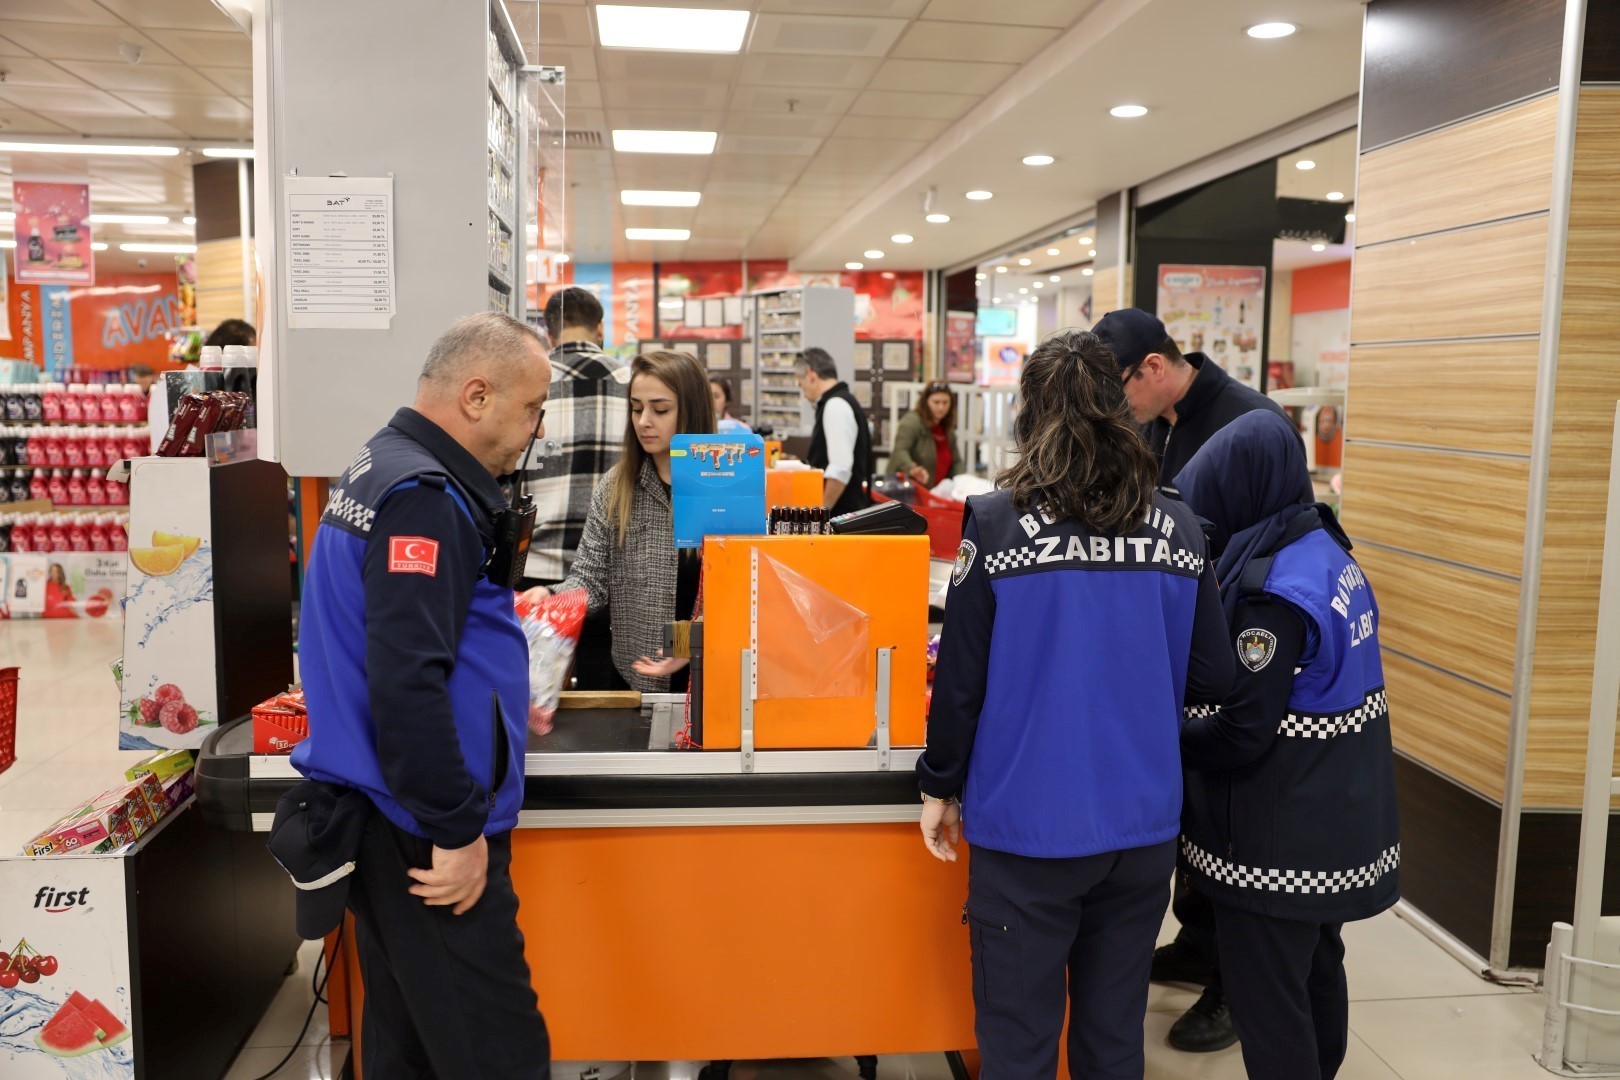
[284,175,396,329]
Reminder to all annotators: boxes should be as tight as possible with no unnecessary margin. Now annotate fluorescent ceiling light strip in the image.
[612,130,717,155]
[0,141,180,156]
[620,190,702,207]
[201,147,254,158]
[120,242,197,253]
[89,213,170,225]
[597,5,749,53]
[624,228,690,241]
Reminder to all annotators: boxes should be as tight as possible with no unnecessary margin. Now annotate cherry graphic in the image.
[34,956,57,977]
[18,967,38,984]
[0,950,9,967]
[0,970,18,990]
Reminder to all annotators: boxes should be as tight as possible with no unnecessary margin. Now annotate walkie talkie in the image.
[487,406,544,588]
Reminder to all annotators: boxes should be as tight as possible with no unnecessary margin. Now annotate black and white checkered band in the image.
[983,547,1038,575]
[1280,689,1389,740]
[1184,704,1221,721]
[323,487,376,533]
[981,544,1205,577]
[1171,549,1205,574]
[1182,839,1400,895]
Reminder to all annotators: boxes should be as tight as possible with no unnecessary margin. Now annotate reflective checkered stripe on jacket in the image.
[1181,839,1400,895]
[1182,689,1390,741]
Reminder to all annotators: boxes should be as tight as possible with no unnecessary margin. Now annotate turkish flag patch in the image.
[388,536,439,576]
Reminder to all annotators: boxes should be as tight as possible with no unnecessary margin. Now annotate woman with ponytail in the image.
[917,329,1233,1079]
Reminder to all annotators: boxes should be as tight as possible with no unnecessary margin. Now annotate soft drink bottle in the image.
[87,469,107,506]
[62,385,84,423]
[84,428,106,468]
[42,383,65,423]
[108,514,129,552]
[64,429,86,468]
[120,384,144,423]
[44,426,66,467]
[48,513,71,553]
[68,513,89,551]
[106,475,128,506]
[67,469,87,507]
[89,514,111,553]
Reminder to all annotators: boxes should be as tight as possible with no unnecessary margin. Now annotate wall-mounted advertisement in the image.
[12,181,94,287]
[1156,264,1266,390]
[944,312,976,383]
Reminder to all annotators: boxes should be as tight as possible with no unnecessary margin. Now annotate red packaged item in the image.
[180,393,229,457]
[156,393,205,457]
[217,392,249,433]
[513,589,589,736]
[252,687,309,754]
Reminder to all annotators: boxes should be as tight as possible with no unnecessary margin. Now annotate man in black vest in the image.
[797,346,873,517]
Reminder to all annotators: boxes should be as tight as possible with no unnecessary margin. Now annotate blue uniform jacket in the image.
[918,489,1234,859]
[292,409,529,848]
[1181,520,1401,922]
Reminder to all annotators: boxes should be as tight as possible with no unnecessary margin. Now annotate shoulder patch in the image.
[388,536,440,577]
[1238,628,1277,672]
[952,539,978,586]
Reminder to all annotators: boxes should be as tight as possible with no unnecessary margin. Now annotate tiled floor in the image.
[1,621,1558,1078]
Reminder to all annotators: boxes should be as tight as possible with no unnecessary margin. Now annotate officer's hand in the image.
[520,585,551,605]
[920,797,961,862]
[407,834,489,916]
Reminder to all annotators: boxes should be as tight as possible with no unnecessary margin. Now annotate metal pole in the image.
[1490,0,1588,972]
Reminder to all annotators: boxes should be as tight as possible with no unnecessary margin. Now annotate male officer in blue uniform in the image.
[1176,412,1400,1080]
[293,312,553,1078]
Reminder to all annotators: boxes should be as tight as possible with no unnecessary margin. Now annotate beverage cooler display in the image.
[750,286,857,439]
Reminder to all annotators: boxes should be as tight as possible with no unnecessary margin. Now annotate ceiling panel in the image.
[600,79,731,111]
[141,27,250,67]
[750,13,909,58]
[58,58,228,94]
[832,113,947,140]
[535,45,598,81]
[0,22,176,65]
[703,154,813,182]
[867,58,1017,94]
[717,133,826,156]
[93,0,242,32]
[736,53,880,89]
[722,110,841,138]
[566,79,602,109]
[535,4,593,47]
[849,89,977,120]
[920,0,1099,27]
[890,21,1055,63]
[728,85,859,116]
[810,136,926,164]
[22,111,186,137]
[0,105,70,135]
[596,51,740,84]
[760,0,928,17]
[0,83,140,115]
[3,0,121,26]
[0,56,94,90]
[601,108,727,131]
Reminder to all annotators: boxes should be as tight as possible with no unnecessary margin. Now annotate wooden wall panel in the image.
[1347,339,1539,455]
[1355,545,1520,695]
[1341,442,1530,576]
[197,238,250,331]
[1356,93,1557,247]
[1525,90,1620,808]
[1360,0,1563,151]
[1090,267,1118,314]
[1385,651,1511,802]
[1350,215,1549,344]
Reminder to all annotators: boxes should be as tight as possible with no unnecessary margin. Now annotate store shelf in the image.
[489,266,513,291]
[489,75,511,114]
[1269,387,1346,408]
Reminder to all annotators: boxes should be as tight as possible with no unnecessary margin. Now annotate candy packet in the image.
[513,589,588,736]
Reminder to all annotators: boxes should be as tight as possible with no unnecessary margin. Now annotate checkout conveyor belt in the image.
[196,708,926,833]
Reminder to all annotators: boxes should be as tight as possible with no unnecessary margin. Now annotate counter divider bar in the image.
[247,804,925,832]
[245,748,926,780]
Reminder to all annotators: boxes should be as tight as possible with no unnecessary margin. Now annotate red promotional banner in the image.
[612,261,653,348]
[945,311,976,383]
[3,271,182,372]
[12,180,94,286]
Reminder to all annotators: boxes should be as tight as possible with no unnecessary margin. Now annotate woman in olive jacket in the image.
[889,382,963,488]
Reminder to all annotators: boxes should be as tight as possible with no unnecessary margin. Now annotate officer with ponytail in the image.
[917,329,1233,1078]
[1174,410,1400,1080]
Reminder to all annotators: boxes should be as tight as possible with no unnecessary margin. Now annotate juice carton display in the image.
[125,748,196,784]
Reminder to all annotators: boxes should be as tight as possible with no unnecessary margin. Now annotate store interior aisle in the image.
[2,622,1551,1080]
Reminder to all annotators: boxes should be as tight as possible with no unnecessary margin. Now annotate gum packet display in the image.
[513,589,588,736]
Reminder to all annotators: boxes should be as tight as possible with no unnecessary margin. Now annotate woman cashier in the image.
[1174,410,1400,1080]
[916,329,1233,1078]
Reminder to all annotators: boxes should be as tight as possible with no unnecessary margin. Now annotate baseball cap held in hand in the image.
[268,779,369,939]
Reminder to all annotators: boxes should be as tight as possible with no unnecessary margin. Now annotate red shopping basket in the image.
[872,486,965,561]
[0,667,17,775]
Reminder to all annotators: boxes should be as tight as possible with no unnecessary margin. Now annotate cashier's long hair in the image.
[609,350,717,545]
[1000,330,1156,535]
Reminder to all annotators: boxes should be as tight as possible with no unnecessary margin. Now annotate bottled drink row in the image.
[0,511,130,554]
[0,426,151,471]
[0,468,129,507]
[769,506,834,535]
[2,383,149,425]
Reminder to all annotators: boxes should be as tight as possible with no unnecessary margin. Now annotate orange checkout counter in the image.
[197,530,980,1073]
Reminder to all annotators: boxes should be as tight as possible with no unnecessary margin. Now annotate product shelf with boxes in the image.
[748,286,856,441]
[485,2,523,314]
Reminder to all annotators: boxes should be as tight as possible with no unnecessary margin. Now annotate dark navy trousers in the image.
[967,839,1176,1079]
[1216,904,1349,1080]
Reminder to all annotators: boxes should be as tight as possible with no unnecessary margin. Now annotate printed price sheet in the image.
[284,175,396,329]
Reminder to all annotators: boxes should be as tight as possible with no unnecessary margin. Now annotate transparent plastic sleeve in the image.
[514,588,588,735]
[754,553,872,701]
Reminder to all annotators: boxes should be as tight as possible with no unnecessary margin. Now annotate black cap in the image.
[1091,308,1171,371]
[268,780,370,940]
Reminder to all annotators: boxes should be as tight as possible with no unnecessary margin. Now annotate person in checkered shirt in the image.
[1176,411,1399,1080]
[519,286,628,689]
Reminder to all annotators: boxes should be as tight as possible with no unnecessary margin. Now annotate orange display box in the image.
[701,534,930,750]
[765,466,823,509]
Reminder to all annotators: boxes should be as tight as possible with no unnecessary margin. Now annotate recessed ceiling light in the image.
[992,296,1001,303]
[1018,258,1031,266]
[1295,159,1316,170]
[975,273,986,280]
[596,5,750,52]
[925,213,951,223]
[0,140,180,156]
[965,190,993,201]
[90,213,170,225]
[1326,191,1345,201]
[1082,268,1094,277]
[1078,236,1093,245]
[201,146,253,158]
[1110,105,1148,118]
[1345,212,1357,222]
[891,233,914,244]
[1022,154,1055,166]
[845,261,863,270]
[1089,249,1097,257]
[864,249,884,259]
[1046,248,1060,256]
[625,227,691,240]
[995,266,1008,273]
[182,215,196,226]
[1311,243,1327,252]
[612,129,717,155]
[1246,22,1297,39]
[881,271,895,280]
[621,189,702,206]
[120,242,196,253]
[91,242,108,251]
[1019,287,1029,294]
[0,240,13,249]
[1049,275,1061,283]
[1033,281,1044,289]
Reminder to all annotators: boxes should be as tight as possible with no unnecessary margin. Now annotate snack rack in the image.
[749,286,857,439]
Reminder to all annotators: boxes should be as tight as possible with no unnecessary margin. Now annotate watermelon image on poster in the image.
[35,990,130,1056]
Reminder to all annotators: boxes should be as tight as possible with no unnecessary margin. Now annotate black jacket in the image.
[1145,353,1289,495]
[807,382,874,517]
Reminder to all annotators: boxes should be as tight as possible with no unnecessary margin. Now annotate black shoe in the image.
[1167,987,1239,1053]
[1150,940,1214,986]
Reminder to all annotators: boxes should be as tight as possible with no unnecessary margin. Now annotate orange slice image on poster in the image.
[151,531,201,560]
[129,544,188,577]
